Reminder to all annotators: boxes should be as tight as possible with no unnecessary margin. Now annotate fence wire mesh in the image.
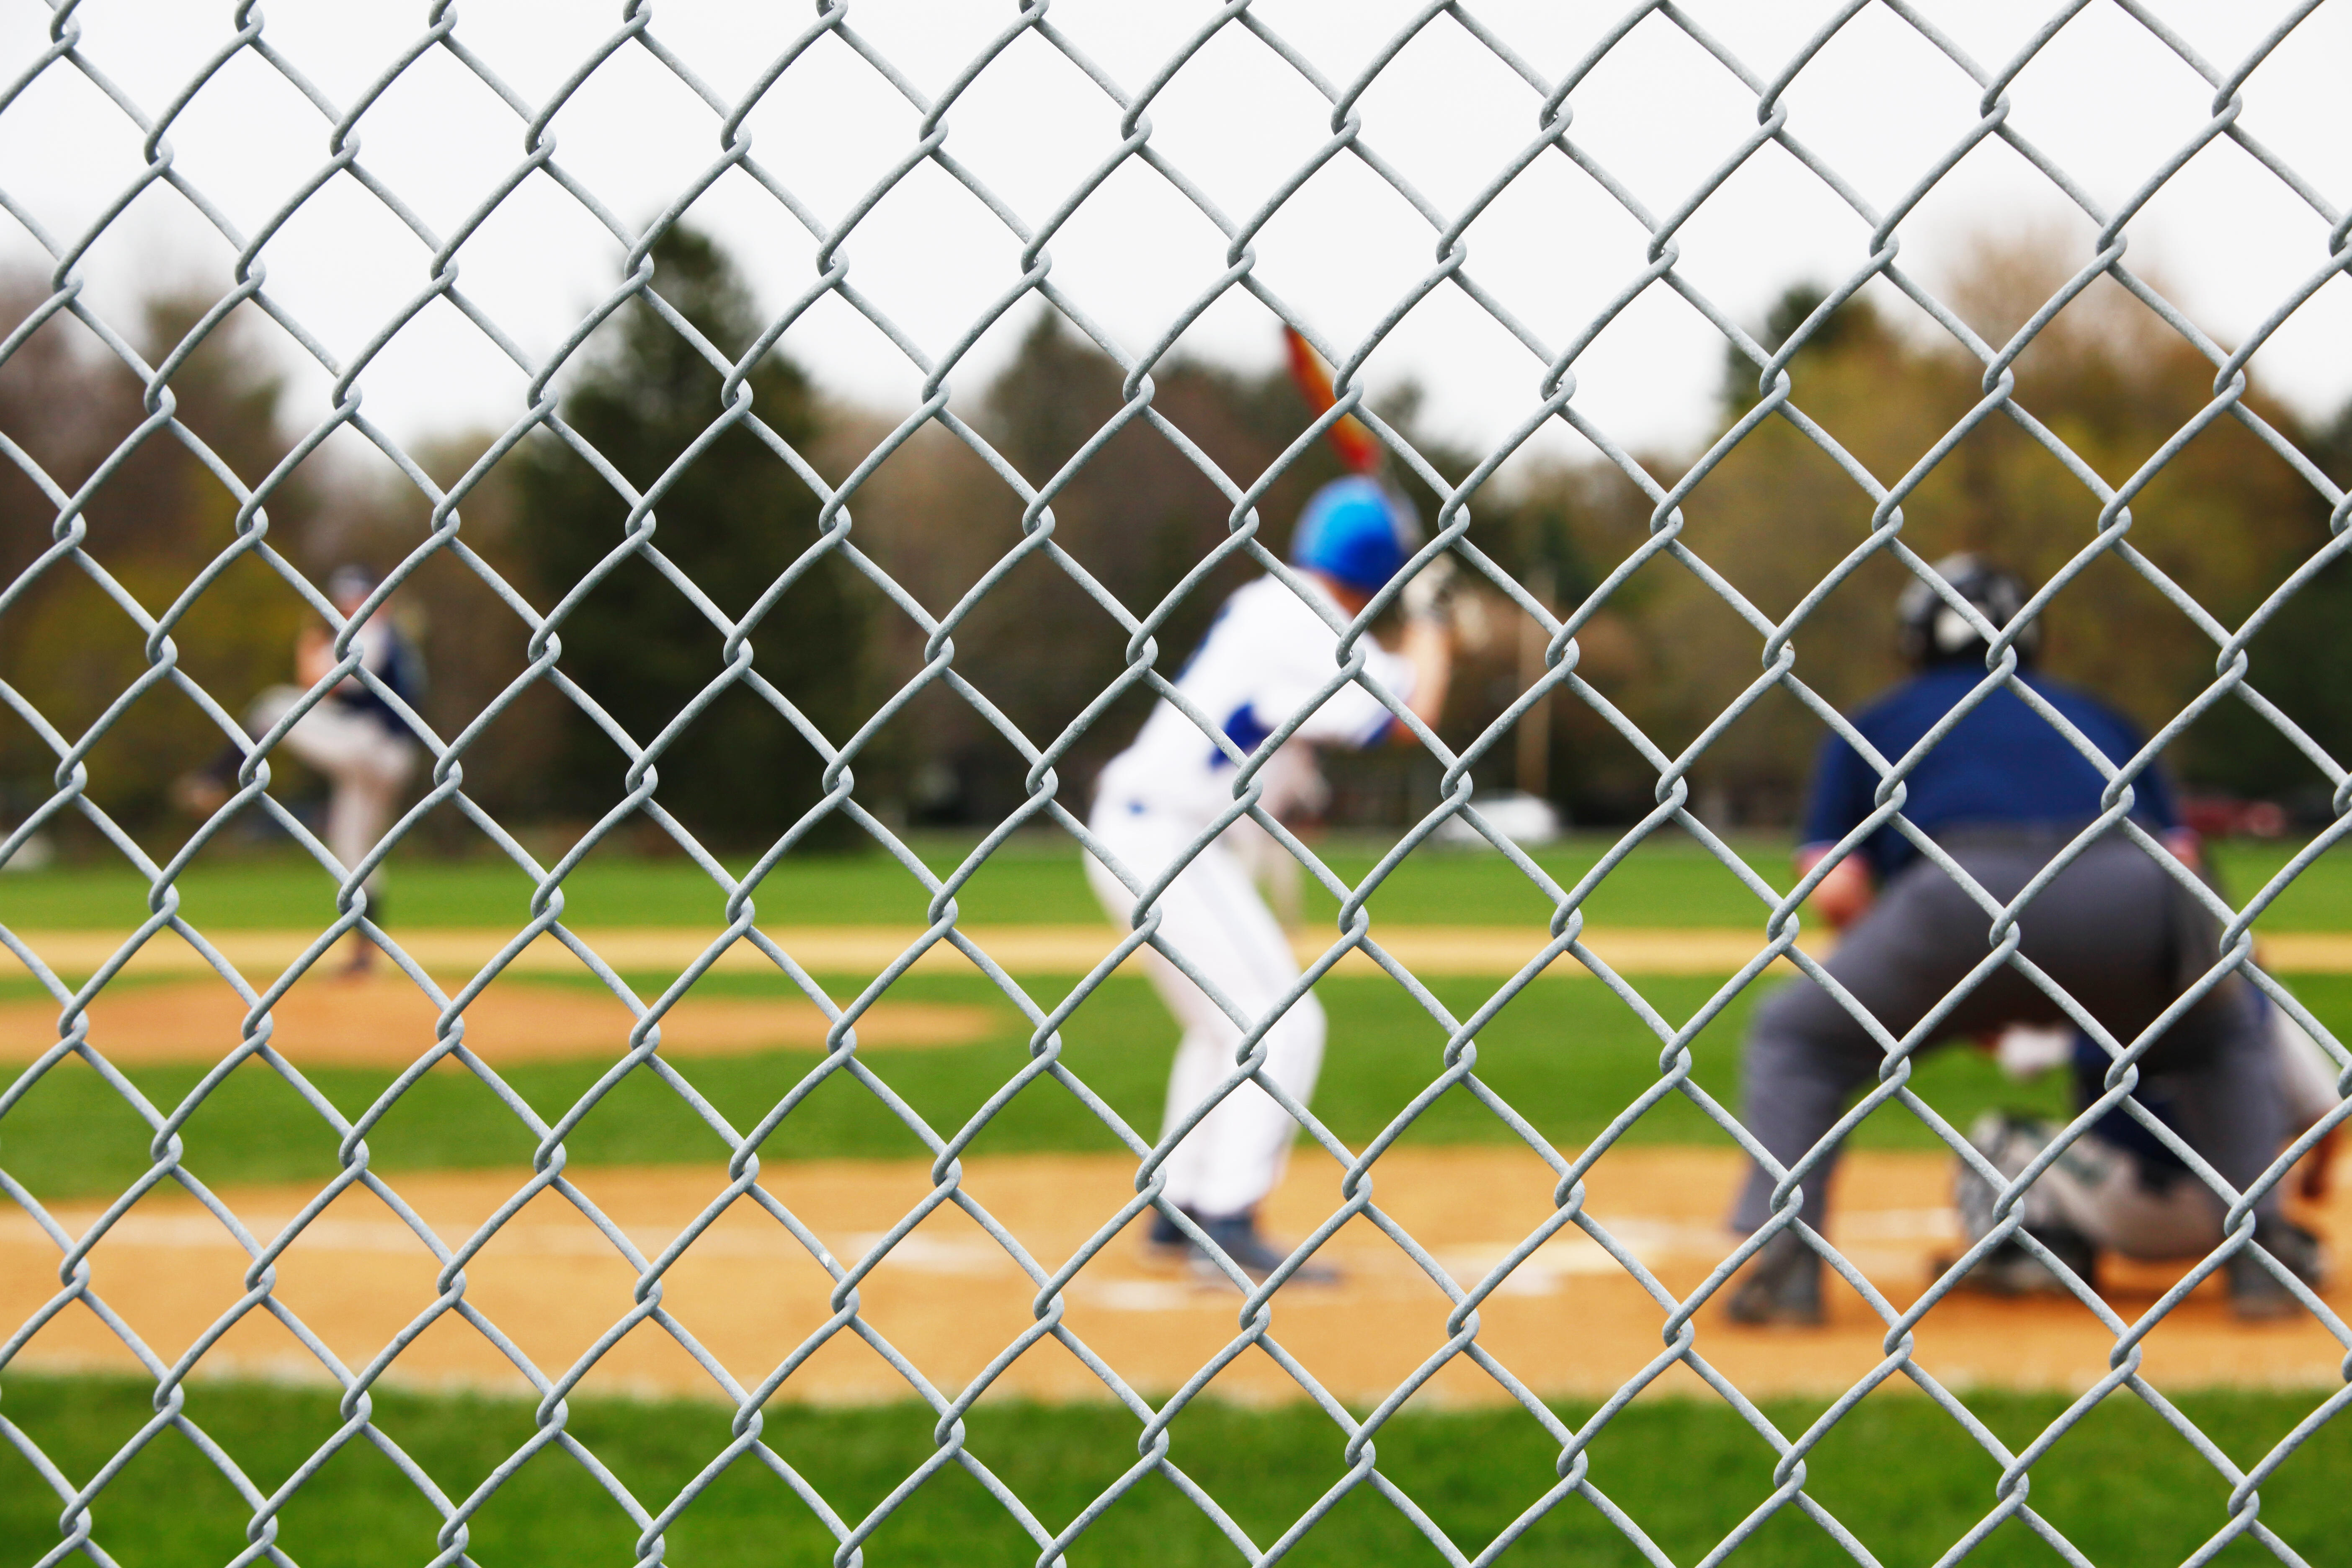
[4,0,2352,1563]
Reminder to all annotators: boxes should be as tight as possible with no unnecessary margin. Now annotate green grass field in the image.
[2,828,1789,930]
[8,842,2352,1561]
[6,829,2347,932]
[7,835,2352,1201]
[3,965,2198,1202]
[3,1375,2343,1566]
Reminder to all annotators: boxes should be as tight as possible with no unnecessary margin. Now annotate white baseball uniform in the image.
[1086,573,1413,1219]
[1222,739,1330,929]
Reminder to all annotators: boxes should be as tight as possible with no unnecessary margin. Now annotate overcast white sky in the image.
[3,0,2347,480]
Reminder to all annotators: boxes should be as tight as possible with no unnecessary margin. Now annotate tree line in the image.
[3,223,2347,859]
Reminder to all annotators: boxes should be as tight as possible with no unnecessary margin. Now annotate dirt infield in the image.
[12,924,1805,982]
[23,924,2352,987]
[8,1147,2344,1406]
[0,975,1000,1068]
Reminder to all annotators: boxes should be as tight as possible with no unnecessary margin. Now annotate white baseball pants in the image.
[248,687,417,894]
[1085,801,1326,1220]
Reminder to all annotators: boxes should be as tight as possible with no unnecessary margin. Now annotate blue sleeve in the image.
[1801,728,1877,849]
[388,631,425,710]
[2141,768,2179,831]
[2130,745,2179,831]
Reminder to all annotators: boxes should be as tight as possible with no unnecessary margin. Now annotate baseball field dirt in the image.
[22,925,2352,984]
[8,1146,2343,1407]
[0,972,1000,1068]
[8,923,1803,983]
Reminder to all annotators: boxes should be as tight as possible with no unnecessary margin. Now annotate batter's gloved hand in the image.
[1400,554,1457,627]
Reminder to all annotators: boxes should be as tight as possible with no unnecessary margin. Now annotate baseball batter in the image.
[1086,477,1452,1283]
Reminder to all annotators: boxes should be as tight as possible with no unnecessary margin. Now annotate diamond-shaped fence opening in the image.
[4,1,2352,1563]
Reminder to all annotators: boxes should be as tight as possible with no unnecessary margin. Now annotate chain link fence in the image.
[5,0,2352,1563]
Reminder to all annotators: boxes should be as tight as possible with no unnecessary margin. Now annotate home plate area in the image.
[9,1146,2345,1408]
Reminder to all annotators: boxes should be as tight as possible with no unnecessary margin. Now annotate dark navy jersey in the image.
[1801,665,2178,880]
[328,619,425,734]
[2070,1032,2190,1178]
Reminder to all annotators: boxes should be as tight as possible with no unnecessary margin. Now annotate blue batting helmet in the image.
[1288,477,1416,595]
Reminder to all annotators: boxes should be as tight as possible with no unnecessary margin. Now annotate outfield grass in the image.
[9,844,2348,1562]
[8,838,2350,1202]
[6,830,2345,933]
[2,1373,2343,1565]
[0,968,2156,1202]
[14,967,2352,1202]
[1,828,1791,930]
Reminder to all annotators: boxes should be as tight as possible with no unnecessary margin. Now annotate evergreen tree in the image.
[514,226,865,848]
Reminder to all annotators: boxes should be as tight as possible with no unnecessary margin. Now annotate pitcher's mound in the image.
[3,974,1001,1070]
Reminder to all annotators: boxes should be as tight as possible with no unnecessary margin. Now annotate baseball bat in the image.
[1282,325,1385,476]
